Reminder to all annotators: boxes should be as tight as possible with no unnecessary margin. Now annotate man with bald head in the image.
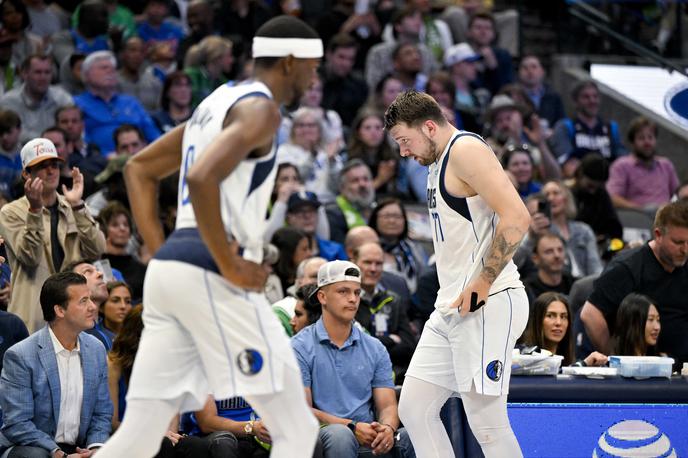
[177,0,217,65]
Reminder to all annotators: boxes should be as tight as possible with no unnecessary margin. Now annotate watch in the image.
[346,420,357,433]
[244,420,254,435]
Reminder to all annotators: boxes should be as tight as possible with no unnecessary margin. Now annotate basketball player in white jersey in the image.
[385,90,530,457]
[96,16,322,458]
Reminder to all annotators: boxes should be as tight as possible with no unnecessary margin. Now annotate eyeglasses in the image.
[504,143,531,154]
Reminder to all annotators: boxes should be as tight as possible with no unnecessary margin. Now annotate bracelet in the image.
[382,423,397,433]
[71,203,86,211]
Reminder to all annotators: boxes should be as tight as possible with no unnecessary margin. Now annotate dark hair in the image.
[20,54,52,72]
[384,90,447,130]
[613,293,657,356]
[113,124,144,149]
[347,108,396,164]
[1,0,31,30]
[653,199,688,233]
[426,71,456,106]
[160,70,191,111]
[0,109,21,134]
[55,105,83,123]
[576,153,609,182]
[571,80,598,102]
[271,227,309,292]
[391,42,418,61]
[99,201,133,234]
[468,11,496,30]
[627,116,658,143]
[500,144,533,169]
[41,126,68,142]
[61,259,95,273]
[295,283,321,324]
[109,305,144,381]
[523,292,574,365]
[340,158,371,179]
[327,32,357,53]
[40,271,88,322]
[532,231,565,255]
[253,15,320,69]
[101,281,131,317]
[369,197,408,240]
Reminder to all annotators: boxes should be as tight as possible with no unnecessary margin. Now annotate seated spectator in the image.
[368,197,426,294]
[136,0,184,53]
[391,42,427,92]
[184,36,234,108]
[0,0,44,68]
[345,108,408,199]
[271,227,313,297]
[320,33,369,127]
[326,159,376,245]
[522,292,607,367]
[500,144,541,199]
[56,105,108,179]
[0,139,105,333]
[352,242,416,382]
[75,51,161,155]
[365,73,404,114]
[0,109,22,197]
[520,181,603,279]
[441,43,487,129]
[70,0,136,42]
[41,126,88,197]
[0,308,29,374]
[0,54,73,144]
[292,283,322,335]
[466,11,513,95]
[549,80,626,177]
[176,0,216,65]
[607,116,679,213]
[366,6,437,91]
[57,54,87,96]
[99,202,147,301]
[52,0,112,66]
[277,107,343,204]
[87,280,132,351]
[580,200,688,364]
[517,54,565,130]
[291,260,415,458]
[612,293,661,357]
[118,36,163,112]
[65,260,111,348]
[23,0,61,39]
[571,154,623,244]
[0,271,112,457]
[286,191,347,262]
[523,232,575,299]
[153,70,193,133]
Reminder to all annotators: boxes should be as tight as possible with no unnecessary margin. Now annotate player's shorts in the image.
[126,259,299,413]
[406,287,528,396]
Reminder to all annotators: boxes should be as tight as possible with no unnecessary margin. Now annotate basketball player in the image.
[96,17,322,458]
[384,90,530,457]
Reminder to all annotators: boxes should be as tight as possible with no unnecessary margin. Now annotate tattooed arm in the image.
[444,135,530,316]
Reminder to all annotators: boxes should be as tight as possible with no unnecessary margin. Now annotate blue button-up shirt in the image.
[291,318,394,423]
[74,91,161,155]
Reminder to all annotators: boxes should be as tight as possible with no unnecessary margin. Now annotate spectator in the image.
[390,42,427,92]
[345,108,406,199]
[0,139,105,332]
[217,0,273,63]
[365,6,437,90]
[23,0,61,39]
[41,126,84,196]
[517,54,565,130]
[75,51,161,155]
[286,191,347,262]
[442,43,486,130]
[66,260,111,347]
[466,11,513,95]
[326,159,376,245]
[176,0,217,66]
[0,0,43,68]
[57,54,87,96]
[0,109,22,197]
[522,292,607,367]
[55,105,108,178]
[406,0,453,63]
[183,35,234,108]
[271,226,313,296]
[523,232,574,299]
[677,182,688,201]
[98,202,147,302]
[320,33,369,127]
[292,283,322,334]
[612,293,661,357]
[500,144,541,199]
[0,271,112,457]
[0,307,29,375]
[352,242,416,382]
[52,0,112,66]
[571,154,623,244]
[87,281,132,351]
[520,181,602,279]
[153,70,193,132]
[70,0,136,42]
[0,30,19,96]
[607,116,679,213]
[0,54,73,144]
[118,36,163,112]
[136,0,184,53]
[365,74,403,114]
[549,80,626,177]
[112,123,146,157]
[580,200,688,364]
[276,107,343,204]
[368,197,426,294]
[291,260,415,458]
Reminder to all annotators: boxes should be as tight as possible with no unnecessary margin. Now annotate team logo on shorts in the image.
[237,349,264,376]
[486,360,503,382]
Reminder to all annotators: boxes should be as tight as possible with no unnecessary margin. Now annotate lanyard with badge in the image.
[370,296,393,336]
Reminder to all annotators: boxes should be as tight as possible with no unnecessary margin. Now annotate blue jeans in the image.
[319,424,415,458]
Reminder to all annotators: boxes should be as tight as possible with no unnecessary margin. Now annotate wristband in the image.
[71,203,86,211]
[382,423,397,433]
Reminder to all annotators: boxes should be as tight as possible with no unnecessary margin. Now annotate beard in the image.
[349,187,376,208]
[417,133,440,166]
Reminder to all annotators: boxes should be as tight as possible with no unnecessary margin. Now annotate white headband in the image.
[252,37,323,59]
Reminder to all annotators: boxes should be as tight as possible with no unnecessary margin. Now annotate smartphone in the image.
[0,262,10,288]
[537,199,551,220]
[93,259,115,283]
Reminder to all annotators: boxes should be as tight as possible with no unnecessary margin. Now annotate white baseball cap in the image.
[444,43,481,67]
[316,260,361,290]
[20,138,64,170]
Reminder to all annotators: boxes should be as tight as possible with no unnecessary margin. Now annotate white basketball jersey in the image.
[427,131,523,315]
[175,81,278,263]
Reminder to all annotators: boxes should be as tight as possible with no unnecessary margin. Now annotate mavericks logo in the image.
[237,349,264,376]
[486,360,503,381]
[594,420,675,457]
[664,81,688,129]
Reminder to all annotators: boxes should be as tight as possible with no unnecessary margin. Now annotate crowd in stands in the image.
[0,0,687,456]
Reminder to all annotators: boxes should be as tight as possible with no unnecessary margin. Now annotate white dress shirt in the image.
[48,327,83,445]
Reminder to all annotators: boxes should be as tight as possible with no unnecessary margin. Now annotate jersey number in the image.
[431,211,444,242]
[180,145,196,205]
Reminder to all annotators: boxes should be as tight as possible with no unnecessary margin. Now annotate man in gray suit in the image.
[0,271,112,457]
